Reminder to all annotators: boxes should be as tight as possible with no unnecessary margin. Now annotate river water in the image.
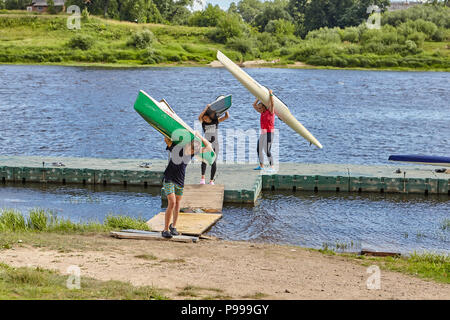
[0,65,449,253]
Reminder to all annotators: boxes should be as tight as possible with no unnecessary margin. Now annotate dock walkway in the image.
[1,156,448,204]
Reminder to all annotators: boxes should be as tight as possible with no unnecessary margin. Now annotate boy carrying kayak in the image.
[198,104,229,185]
[162,133,212,239]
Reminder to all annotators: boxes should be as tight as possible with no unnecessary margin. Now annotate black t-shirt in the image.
[163,143,194,188]
[202,118,219,143]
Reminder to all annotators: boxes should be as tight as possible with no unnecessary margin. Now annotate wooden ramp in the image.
[165,184,225,213]
[110,230,198,243]
[146,212,222,236]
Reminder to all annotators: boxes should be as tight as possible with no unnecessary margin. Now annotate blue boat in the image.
[388,155,450,167]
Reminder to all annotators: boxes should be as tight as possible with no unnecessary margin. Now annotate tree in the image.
[228,2,238,15]
[47,0,58,14]
[288,0,391,37]
[265,18,295,36]
[153,0,194,23]
[210,14,248,43]
[253,0,292,32]
[5,0,30,9]
[237,0,264,23]
[188,4,225,27]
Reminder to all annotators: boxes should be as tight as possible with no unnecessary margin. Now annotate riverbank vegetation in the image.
[0,1,449,70]
[0,208,149,235]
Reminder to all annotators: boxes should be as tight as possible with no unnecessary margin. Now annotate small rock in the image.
[285,289,291,293]
[18,240,22,243]
[290,249,296,252]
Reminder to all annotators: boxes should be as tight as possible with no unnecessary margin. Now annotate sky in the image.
[192,0,234,11]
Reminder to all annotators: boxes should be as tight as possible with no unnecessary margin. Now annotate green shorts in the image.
[163,180,184,196]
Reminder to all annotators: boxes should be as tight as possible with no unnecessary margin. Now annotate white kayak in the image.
[216,50,323,149]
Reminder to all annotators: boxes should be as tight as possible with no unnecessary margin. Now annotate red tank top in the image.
[260,109,275,133]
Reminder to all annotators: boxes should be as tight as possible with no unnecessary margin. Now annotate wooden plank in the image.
[361,250,401,257]
[110,231,198,243]
[146,212,222,236]
[172,184,224,213]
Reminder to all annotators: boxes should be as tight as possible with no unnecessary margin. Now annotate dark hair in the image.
[258,102,267,109]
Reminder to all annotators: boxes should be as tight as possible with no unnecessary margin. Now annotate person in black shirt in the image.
[162,133,212,238]
[198,104,229,185]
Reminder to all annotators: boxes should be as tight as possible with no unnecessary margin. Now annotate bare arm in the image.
[164,136,173,148]
[218,111,229,123]
[252,98,262,114]
[268,89,275,114]
[198,104,211,123]
[194,131,213,153]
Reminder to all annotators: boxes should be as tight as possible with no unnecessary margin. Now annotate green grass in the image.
[441,219,450,231]
[0,262,167,299]
[0,11,448,70]
[134,254,158,261]
[0,208,149,234]
[379,252,450,284]
[316,247,450,284]
[177,285,228,299]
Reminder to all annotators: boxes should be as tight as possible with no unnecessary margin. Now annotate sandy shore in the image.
[1,234,448,300]
[208,59,313,68]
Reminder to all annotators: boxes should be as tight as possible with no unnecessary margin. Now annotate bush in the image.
[432,28,449,42]
[340,27,359,43]
[226,37,256,55]
[257,32,279,52]
[265,19,295,37]
[67,34,94,51]
[188,4,225,27]
[403,40,418,54]
[127,29,155,49]
[407,31,426,47]
[306,27,341,43]
[81,8,90,21]
[209,14,247,43]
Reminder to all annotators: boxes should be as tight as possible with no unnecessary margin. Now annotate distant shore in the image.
[1,61,449,73]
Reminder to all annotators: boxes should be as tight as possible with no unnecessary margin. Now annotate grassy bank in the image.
[1,208,448,288]
[0,262,166,299]
[317,249,449,285]
[0,208,149,236]
[0,11,448,71]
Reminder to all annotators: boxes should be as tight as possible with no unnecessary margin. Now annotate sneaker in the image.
[253,166,264,170]
[161,230,173,239]
[200,178,206,184]
[209,181,215,185]
[169,223,179,236]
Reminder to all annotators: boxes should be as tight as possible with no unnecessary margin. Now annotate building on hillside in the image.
[27,0,66,13]
[388,1,422,11]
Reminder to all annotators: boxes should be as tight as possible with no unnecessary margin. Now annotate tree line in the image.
[2,0,449,39]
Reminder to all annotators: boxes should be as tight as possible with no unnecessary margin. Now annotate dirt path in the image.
[1,235,449,299]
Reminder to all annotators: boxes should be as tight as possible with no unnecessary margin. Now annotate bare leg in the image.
[164,193,175,231]
[172,195,182,228]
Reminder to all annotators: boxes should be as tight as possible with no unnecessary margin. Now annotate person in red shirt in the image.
[252,88,275,171]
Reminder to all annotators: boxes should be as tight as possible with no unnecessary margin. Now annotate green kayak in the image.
[134,90,216,166]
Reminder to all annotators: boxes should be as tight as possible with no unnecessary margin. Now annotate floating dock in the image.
[0,156,448,204]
